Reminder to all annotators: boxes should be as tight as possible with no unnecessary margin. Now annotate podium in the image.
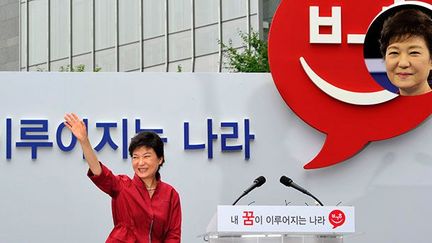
[203,206,355,243]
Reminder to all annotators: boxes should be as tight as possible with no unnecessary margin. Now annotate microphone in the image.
[280,176,324,206]
[232,176,266,205]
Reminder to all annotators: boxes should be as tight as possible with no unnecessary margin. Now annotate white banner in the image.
[217,205,355,234]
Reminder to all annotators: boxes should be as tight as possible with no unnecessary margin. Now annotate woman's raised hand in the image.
[64,113,88,142]
[64,113,101,175]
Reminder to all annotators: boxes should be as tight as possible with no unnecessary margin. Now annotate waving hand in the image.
[64,113,102,176]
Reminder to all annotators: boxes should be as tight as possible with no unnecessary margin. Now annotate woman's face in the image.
[385,35,432,96]
[131,146,163,181]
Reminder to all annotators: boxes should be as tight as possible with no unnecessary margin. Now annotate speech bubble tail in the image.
[304,135,367,169]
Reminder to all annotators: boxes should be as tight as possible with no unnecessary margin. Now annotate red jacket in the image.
[88,163,181,243]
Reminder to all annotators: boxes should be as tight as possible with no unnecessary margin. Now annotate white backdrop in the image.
[0,72,431,243]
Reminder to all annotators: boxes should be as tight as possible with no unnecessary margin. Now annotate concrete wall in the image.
[0,0,19,71]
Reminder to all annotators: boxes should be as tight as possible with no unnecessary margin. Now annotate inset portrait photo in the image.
[363,3,432,96]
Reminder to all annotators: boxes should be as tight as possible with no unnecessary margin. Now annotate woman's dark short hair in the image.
[380,8,432,56]
[129,131,165,165]
[379,8,432,81]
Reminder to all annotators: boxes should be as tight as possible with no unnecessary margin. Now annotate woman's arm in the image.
[64,113,102,176]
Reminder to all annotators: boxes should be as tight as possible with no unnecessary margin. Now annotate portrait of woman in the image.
[379,8,432,96]
[64,113,181,243]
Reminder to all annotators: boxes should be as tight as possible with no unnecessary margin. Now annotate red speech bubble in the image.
[269,0,432,169]
[329,209,346,229]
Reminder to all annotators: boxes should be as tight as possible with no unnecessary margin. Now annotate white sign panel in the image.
[0,72,430,243]
[217,205,355,234]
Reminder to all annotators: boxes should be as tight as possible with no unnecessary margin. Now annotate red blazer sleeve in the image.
[87,162,122,198]
[164,189,182,243]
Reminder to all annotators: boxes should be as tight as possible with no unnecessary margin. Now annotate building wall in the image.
[0,0,19,71]
[262,0,280,40]
[19,0,264,72]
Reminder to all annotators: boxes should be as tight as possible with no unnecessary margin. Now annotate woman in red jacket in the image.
[64,113,181,243]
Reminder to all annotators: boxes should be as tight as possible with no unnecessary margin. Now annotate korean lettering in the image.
[122,118,128,159]
[6,118,12,159]
[206,119,218,158]
[183,119,255,159]
[266,215,283,225]
[3,117,254,160]
[15,119,54,159]
[290,216,307,225]
[183,119,217,158]
[242,211,254,226]
[254,215,263,225]
[231,215,239,225]
[94,122,119,152]
[244,119,255,160]
[309,216,325,225]
[274,215,282,225]
[220,122,242,152]
[220,119,256,159]
[266,216,273,224]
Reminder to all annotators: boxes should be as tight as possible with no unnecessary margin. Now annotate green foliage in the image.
[32,64,100,72]
[177,64,183,72]
[220,31,269,72]
[59,64,101,72]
